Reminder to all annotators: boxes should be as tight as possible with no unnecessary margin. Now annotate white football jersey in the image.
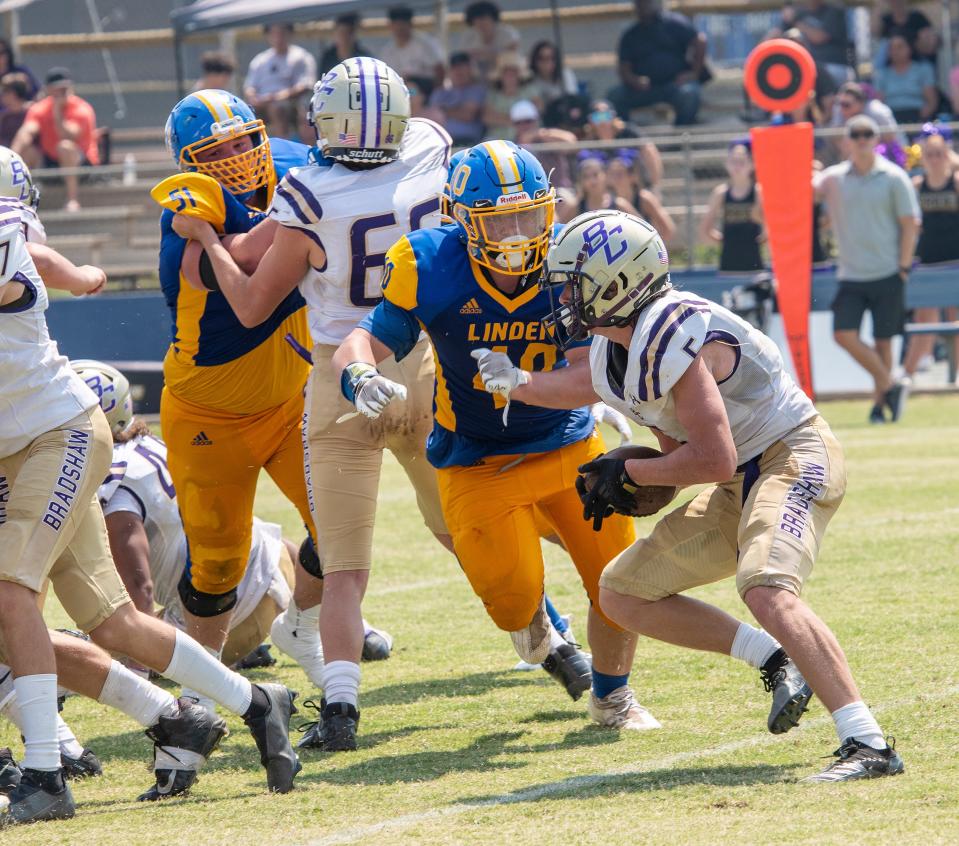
[589,291,817,465]
[0,203,96,458]
[269,118,451,345]
[98,433,290,626]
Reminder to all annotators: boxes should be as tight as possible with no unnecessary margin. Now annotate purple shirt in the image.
[429,83,486,145]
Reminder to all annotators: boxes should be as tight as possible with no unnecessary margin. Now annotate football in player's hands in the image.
[577,445,678,519]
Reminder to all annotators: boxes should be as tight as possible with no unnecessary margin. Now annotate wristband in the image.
[340,361,378,404]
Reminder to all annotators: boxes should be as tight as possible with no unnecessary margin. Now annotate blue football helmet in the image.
[165,89,272,198]
[440,148,467,221]
[449,141,555,276]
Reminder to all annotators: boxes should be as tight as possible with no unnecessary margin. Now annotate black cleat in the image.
[138,697,228,801]
[869,404,886,425]
[61,749,102,780]
[804,737,905,782]
[233,643,277,670]
[361,627,393,662]
[883,381,908,423]
[243,683,301,792]
[0,748,21,795]
[760,648,813,734]
[0,768,74,826]
[542,643,593,701]
[297,698,360,751]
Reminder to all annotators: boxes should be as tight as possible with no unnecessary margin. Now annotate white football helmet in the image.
[71,359,134,437]
[542,210,672,349]
[308,56,410,166]
[0,146,39,209]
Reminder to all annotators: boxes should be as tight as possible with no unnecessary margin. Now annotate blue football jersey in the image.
[361,224,593,468]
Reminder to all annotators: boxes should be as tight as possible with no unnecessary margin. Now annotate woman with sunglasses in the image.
[700,140,764,272]
[526,40,578,115]
[583,99,663,192]
[902,124,959,382]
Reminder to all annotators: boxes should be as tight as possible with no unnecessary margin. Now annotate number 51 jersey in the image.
[267,118,451,345]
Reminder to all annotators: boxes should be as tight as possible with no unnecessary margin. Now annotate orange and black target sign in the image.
[744,38,817,113]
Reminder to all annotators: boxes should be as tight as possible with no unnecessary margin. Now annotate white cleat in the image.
[270,609,325,688]
[588,687,662,731]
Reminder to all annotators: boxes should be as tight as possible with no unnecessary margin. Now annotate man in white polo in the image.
[816,114,920,423]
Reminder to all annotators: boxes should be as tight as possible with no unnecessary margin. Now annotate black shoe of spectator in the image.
[869,404,886,424]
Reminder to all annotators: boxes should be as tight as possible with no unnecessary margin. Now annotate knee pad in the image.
[298,535,323,579]
[177,570,238,617]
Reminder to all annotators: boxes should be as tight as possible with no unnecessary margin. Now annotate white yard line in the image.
[304,683,958,846]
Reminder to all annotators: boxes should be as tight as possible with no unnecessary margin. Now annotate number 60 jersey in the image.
[267,118,451,344]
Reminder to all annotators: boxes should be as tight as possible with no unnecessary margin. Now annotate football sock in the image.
[592,670,630,700]
[730,622,781,669]
[322,660,361,708]
[180,643,222,714]
[98,660,177,727]
[272,600,325,688]
[56,716,85,760]
[544,596,568,634]
[548,625,567,651]
[14,674,60,771]
[831,700,885,749]
[164,630,252,716]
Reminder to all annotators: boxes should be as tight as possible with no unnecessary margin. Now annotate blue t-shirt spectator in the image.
[875,61,935,113]
[429,52,486,145]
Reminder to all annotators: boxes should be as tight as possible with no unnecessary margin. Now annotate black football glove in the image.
[576,455,639,531]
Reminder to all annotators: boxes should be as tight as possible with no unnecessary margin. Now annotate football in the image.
[580,445,679,517]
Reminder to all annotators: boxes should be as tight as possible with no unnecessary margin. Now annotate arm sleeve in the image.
[893,171,921,220]
[358,298,421,361]
[101,485,146,521]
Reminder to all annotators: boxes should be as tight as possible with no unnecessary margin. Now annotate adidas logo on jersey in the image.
[459,298,483,315]
[191,431,213,446]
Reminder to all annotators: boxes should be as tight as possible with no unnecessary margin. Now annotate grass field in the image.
[3,395,958,845]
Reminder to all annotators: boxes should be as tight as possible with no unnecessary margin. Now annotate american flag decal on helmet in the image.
[338,131,358,144]
[656,240,668,264]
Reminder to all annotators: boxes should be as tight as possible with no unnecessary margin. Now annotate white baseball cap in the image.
[510,99,540,123]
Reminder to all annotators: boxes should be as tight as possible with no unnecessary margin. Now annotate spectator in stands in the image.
[815,114,919,423]
[903,124,959,382]
[609,0,707,127]
[582,98,663,192]
[408,81,445,124]
[784,28,837,125]
[833,81,901,144]
[195,51,236,93]
[380,6,445,99]
[777,1,852,86]
[428,52,485,146]
[483,52,535,141]
[526,40,578,115]
[244,23,316,142]
[558,151,641,225]
[606,148,676,242]
[700,140,765,272]
[0,39,38,101]
[0,72,33,148]
[12,67,98,212]
[461,1,520,84]
[874,32,937,125]
[318,13,370,75]
[510,99,577,190]
[878,0,933,45]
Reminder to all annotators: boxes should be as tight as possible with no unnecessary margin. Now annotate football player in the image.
[152,90,324,690]
[0,159,300,825]
[328,142,661,730]
[478,209,901,781]
[71,358,393,679]
[169,58,455,752]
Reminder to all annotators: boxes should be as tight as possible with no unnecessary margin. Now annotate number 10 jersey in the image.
[268,118,452,345]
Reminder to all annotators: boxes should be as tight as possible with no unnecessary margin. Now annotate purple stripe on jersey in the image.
[636,302,684,400]
[357,57,368,148]
[0,200,23,215]
[274,183,311,225]
[285,173,323,221]
[373,63,382,146]
[705,329,742,385]
[649,305,711,399]
[0,214,22,228]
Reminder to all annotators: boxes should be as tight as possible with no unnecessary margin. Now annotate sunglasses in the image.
[849,130,875,140]
[589,109,614,123]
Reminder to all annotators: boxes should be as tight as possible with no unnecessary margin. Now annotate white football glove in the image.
[471,347,530,426]
[354,374,407,419]
[591,402,633,445]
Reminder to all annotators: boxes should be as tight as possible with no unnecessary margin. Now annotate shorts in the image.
[0,408,130,632]
[437,431,635,632]
[221,540,295,666]
[600,415,845,602]
[305,336,447,575]
[832,273,905,339]
[42,152,91,169]
[161,387,311,597]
